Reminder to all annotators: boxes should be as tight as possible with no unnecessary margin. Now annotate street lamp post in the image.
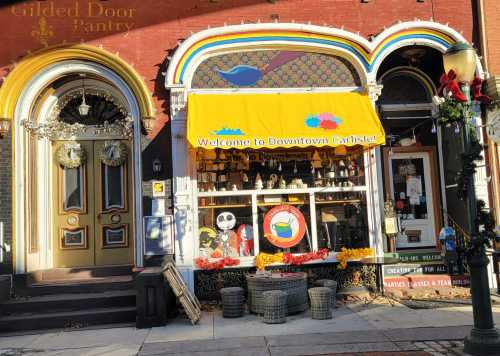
[443,43,500,356]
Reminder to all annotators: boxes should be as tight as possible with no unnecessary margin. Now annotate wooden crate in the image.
[162,262,202,325]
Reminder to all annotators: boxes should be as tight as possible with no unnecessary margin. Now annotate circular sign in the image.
[263,205,306,248]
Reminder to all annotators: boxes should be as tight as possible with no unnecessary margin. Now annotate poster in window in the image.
[144,215,174,255]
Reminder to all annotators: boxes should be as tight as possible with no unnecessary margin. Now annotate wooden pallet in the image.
[162,262,201,325]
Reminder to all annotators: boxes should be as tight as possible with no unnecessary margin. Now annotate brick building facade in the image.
[0,0,491,292]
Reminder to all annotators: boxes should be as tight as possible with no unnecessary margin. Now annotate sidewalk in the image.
[1,296,499,355]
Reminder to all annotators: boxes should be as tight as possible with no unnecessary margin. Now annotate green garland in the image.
[436,97,483,200]
[455,124,483,200]
[437,97,472,126]
[466,200,499,257]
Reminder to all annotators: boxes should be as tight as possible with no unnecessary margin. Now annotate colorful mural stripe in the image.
[173,28,455,84]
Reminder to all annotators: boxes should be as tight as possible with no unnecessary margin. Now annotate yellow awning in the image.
[187,92,385,149]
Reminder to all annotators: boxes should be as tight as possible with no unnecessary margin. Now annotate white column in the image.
[366,81,385,256]
[170,87,196,292]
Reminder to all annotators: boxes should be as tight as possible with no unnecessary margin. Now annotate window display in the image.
[196,147,371,266]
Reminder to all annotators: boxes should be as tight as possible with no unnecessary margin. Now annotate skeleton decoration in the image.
[216,211,237,256]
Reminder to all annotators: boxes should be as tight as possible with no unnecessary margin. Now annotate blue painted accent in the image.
[212,128,246,135]
[216,65,263,86]
[179,33,452,83]
[305,116,320,128]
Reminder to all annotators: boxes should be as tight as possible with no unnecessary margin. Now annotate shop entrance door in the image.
[52,140,134,267]
[384,147,441,249]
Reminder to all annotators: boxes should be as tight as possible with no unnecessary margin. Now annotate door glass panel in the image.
[391,158,428,220]
[103,164,125,210]
[63,167,84,211]
[61,228,87,249]
[103,225,128,248]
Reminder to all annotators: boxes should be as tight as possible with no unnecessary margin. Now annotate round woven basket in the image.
[314,279,337,308]
[308,287,332,320]
[262,290,287,324]
[220,287,245,318]
[246,272,308,315]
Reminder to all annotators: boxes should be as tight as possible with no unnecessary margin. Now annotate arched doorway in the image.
[0,45,155,272]
[36,77,135,267]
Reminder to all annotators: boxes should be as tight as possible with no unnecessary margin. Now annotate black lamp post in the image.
[443,42,500,356]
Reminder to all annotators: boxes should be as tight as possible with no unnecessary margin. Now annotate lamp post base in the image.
[464,327,500,356]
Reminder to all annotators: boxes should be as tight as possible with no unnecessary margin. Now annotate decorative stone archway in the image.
[0,45,155,273]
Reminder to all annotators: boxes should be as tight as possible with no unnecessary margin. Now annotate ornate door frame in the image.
[13,61,145,273]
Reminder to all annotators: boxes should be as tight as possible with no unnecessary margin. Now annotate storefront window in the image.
[196,147,370,264]
[198,197,254,258]
[315,191,369,251]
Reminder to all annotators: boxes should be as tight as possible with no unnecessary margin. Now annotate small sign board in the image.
[152,180,167,198]
[143,215,174,255]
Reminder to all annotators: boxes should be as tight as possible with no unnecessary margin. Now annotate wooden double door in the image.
[52,140,134,267]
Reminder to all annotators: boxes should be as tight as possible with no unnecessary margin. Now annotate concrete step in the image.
[16,275,135,297]
[1,290,136,315]
[0,306,136,333]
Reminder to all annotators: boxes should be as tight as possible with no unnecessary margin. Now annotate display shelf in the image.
[315,199,362,205]
[257,201,307,207]
[197,186,367,197]
[198,203,251,209]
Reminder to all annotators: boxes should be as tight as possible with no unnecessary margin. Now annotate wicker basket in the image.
[246,272,308,315]
[314,279,337,308]
[262,290,287,324]
[220,287,245,318]
[308,287,332,320]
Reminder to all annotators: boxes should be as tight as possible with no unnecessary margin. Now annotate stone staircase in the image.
[0,265,136,333]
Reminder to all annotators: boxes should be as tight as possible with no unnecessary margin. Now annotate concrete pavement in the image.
[0,297,499,355]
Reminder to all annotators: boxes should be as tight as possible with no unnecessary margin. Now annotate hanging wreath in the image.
[55,141,87,168]
[100,140,128,167]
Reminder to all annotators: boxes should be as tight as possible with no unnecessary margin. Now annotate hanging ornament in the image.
[455,123,460,134]
[278,162,282,172]
[311,166,315,174]
[431,121,437,134]
[293,161,298,174]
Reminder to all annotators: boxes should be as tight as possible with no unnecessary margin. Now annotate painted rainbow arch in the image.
[166,21,466,87]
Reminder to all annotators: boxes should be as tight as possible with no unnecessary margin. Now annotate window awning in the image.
[187,92,385,149]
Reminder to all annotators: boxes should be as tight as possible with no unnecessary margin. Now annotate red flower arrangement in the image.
[283,248,329,265]
[194,256,240,270]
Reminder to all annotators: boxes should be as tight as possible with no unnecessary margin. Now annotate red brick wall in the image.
[483,0,500,75]
[0,0,476,124]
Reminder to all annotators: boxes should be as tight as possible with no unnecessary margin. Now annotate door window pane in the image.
[103,164,125,210]
[63,167,84,211]
[391,158,428,220]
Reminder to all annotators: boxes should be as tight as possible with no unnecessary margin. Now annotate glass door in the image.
[385,148,441,249]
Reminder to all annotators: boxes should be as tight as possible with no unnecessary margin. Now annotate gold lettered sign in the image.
[11,1,137,45]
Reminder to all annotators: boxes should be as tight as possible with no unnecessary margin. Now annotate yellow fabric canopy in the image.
[187,92,385,149]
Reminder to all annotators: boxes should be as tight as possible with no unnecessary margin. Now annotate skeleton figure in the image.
[216,212,236,256]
